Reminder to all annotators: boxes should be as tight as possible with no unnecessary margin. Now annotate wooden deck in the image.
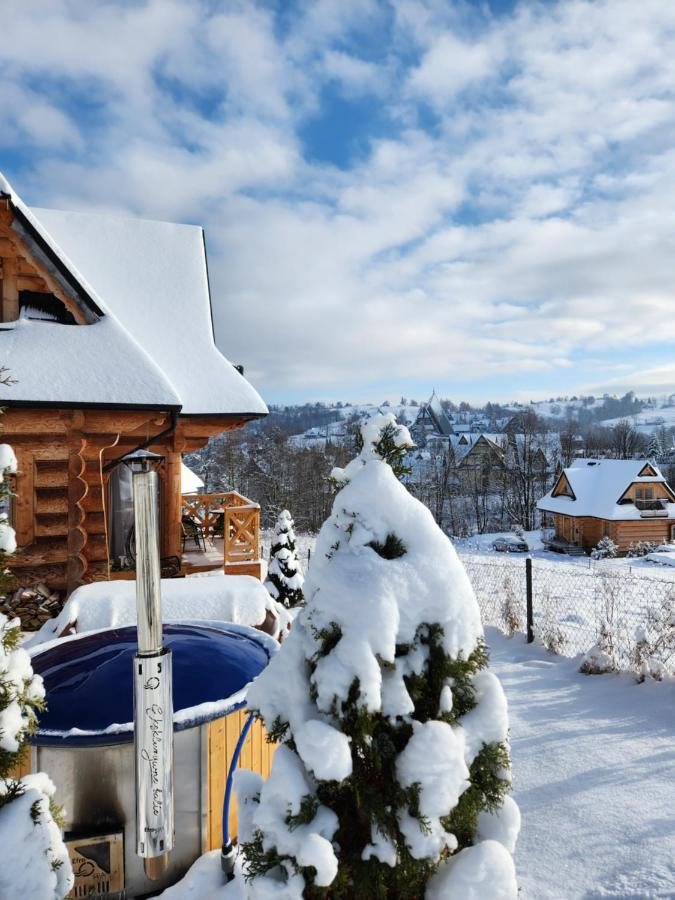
[182,536,226,573]
[181,491,263,578]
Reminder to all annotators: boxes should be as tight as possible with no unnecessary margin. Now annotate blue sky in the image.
[2,0,675,406]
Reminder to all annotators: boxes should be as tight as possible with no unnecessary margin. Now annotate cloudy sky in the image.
[2,0,675,405]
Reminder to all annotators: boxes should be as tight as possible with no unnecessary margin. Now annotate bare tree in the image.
[611,419,643,459]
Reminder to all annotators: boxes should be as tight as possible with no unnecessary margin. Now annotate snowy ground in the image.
[455,530,675,578]
[490,628,675,898]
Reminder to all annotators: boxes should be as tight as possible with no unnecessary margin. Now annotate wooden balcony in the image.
[181,491,262,578]
[635,499,669,518]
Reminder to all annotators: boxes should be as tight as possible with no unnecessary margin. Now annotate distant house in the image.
[455,434,506,485]
[538,459,675,553]
[411,391,454,445]
[0,172,267,595]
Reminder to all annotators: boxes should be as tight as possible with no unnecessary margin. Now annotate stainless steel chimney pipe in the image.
[127,454,175,880]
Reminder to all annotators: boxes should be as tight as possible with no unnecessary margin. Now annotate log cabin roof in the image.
[0,172,267,417]
[538,458,675,520]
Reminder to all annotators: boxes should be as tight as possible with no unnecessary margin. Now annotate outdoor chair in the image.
[181,515,208,552]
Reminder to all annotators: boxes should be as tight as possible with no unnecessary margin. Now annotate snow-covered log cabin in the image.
[0,172,267,597]
[537,459,675,553]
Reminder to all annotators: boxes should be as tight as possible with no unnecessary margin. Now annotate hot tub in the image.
[27,621,277,899]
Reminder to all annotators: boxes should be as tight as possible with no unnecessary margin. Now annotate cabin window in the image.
[19,291,77,325]
[636,488,654,501]
[108,465,135,566]
[603,522,611,537]
[107,464,162,567]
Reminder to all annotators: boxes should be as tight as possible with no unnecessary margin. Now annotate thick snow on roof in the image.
[33,207,266,416]
[0,171,266,416]
[181,461,204,494]
[0,317,178,407]
[538,458,675,520]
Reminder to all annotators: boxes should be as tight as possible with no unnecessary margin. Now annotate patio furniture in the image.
[181,515,208,553]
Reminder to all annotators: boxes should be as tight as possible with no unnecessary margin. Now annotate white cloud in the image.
[2,0,675,399]
[407,31,497,105]
[589,364,675,396]
[321,50,387,97]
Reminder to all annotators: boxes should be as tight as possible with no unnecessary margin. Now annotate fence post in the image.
[526,557,534,644]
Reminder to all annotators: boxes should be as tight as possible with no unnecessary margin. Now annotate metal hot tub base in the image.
[28,622,277,899]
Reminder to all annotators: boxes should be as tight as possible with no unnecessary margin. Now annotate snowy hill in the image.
[599,401,675,433]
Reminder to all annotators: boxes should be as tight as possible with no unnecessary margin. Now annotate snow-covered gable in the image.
[0,173,266,417]
[538,459,675,520]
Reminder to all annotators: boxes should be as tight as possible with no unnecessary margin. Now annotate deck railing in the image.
[634,498,669,517]
[181,491,260,568]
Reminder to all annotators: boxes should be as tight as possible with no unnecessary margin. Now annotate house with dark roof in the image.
[411,391,455,445]
[0,172,267,596]
[538,458,675,553]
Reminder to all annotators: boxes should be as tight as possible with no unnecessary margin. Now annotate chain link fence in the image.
[460,554,675,674]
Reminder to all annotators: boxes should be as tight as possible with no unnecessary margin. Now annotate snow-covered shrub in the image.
[591,536,618,560]
[236,418,518,899]
[536,592,567,655]
[501,575,521,636]
[630,627,667,682]
[579,620,616,675]
[264,510,304,608]
[0,773,72,899]
[0,442,17,585]
[626,541,657,558]
[630,595,675,681]
[0,613,73,899]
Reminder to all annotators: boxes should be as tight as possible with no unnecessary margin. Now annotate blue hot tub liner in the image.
[29,622,275,747]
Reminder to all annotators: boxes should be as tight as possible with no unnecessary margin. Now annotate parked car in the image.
[492,535,529,553]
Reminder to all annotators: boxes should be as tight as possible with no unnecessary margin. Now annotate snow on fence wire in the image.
[459,554,675,673]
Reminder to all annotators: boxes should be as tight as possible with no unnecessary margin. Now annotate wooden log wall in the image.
[553,513,674,553]
[3,408,251,597]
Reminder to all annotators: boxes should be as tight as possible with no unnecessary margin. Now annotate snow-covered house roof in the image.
[0,172,266,418]
[538,459,675,520]
[181,462,204,495]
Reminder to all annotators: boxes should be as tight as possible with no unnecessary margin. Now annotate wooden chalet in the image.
[411,390,455,446]
[538,458,675,554]
[0,172,267,599]
[456,434,505,471]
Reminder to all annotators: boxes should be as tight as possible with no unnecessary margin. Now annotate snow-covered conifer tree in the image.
[591,536,618,560]
[0,443,73,899]
[646,432,662,461]
[235,415,519,899]
[264,510,304,608]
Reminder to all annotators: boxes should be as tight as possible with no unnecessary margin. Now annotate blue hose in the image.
[221,711,255,878]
